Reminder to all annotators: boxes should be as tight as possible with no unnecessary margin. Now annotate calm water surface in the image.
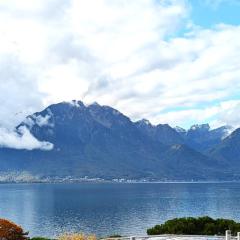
[0,182,240,238]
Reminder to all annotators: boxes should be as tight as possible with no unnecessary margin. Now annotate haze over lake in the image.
[1,182,240,238]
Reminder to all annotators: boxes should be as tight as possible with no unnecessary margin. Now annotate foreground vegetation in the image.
[30,235,96,240]
[2,216,240,239]
[147,216,240,235]
[0,218,97,240]
[0,219,29,240]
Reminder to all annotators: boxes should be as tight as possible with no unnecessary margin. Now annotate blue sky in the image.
[190,0,240,27]
[178,0,240,128]
[0,0,240,149]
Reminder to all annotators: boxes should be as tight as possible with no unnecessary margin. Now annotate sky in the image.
[0,0,240,149]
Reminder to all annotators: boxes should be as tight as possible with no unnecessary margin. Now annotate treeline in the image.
[147,216,240,235]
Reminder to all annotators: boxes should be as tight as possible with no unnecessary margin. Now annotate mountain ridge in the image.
[0,100,238,181]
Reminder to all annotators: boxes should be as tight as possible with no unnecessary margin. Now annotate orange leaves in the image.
[0,218,29,240]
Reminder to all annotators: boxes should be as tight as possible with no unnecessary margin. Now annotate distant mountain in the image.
[209,128,240,163]
[135,119,184,145]
[175,124,233,153]
[0,100,237,181]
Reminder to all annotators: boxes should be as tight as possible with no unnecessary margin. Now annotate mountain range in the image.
[0,100,239,182]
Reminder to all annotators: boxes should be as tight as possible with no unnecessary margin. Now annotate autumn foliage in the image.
[0,218,29,240]
[58,233,96,240]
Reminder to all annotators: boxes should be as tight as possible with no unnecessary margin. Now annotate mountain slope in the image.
[209,128,240,162]
[0,101,232,181]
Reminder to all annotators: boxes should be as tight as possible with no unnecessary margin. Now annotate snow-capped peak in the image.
[68,100,84,108]
[190,124,210,131]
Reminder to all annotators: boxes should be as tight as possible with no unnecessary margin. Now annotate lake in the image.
[0,182,240,238]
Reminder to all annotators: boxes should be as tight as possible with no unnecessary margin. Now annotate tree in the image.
[0,218,29,240]
[147,216,240,235]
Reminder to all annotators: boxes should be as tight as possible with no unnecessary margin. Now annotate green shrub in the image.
[147,216,240,235]
[108,235,122,238]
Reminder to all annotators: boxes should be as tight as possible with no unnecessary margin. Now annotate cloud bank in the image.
[0,0,240,149]
[0,126,53,150]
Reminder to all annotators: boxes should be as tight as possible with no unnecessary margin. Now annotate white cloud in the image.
[0,0,240,150]
[34,114,52,127]
[0,126,53,150]
[0,55,53,150]
[211,100,240,128]
[151,100,240,130]
[24,111,54,129]
[0,55,44,128]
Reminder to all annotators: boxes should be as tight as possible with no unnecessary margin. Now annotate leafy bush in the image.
[147,216,240,235]
[0,218,29,240]
[58,233,96,240]
[108,235,122,238]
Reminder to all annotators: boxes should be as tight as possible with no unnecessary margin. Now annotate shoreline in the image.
[1,180,240,184]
